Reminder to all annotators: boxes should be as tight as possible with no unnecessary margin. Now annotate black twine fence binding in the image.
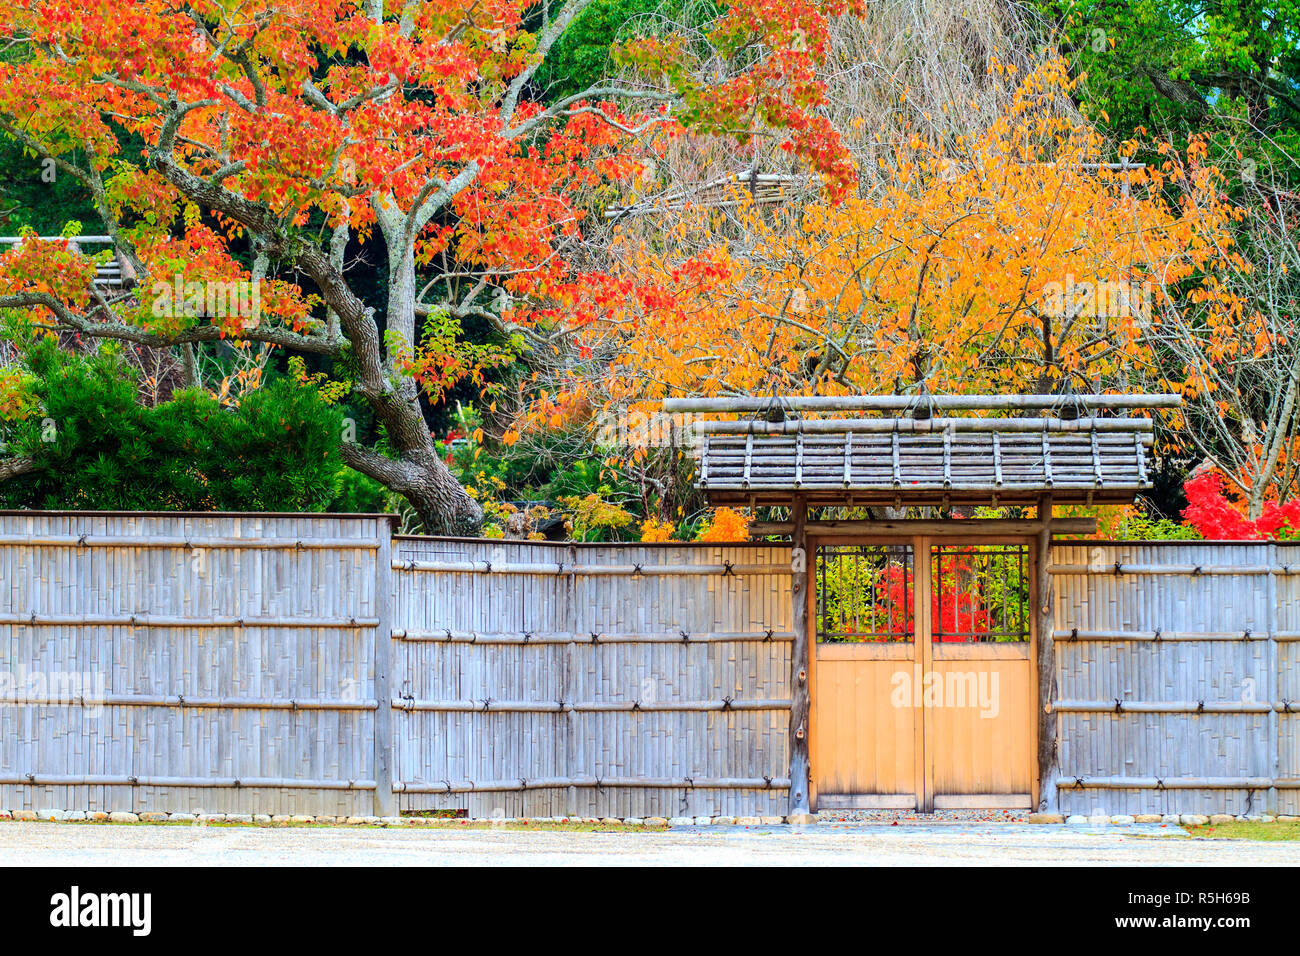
[722,560,735,577]
[1113,698,1124,713]
[764,628,774,642]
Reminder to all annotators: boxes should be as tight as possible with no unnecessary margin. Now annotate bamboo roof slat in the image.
[680,393,1171,506]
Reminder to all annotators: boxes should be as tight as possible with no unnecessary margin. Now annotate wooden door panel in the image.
[813,650,917,799]
[927,656,1034,801]
[811,537,1037,811]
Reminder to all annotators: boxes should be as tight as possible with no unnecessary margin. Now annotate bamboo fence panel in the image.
[390,538,793,818]
[5,515,1290,819]
[1050,542,1287,816]
[0,512,385,816]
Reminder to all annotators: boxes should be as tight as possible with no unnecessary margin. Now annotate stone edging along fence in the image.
[0,513,1294,819]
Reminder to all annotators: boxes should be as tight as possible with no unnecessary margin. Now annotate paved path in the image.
[2,821,1297,865]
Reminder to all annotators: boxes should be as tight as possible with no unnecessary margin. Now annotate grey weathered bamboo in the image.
[393,559,784,575]
[1056,777,1293,790]
[0,513,387,817]
[0,534,378,549]
[373,530,395,816]
[394,776,791,793]
[2,511,1290,818]
[391,699,790,712]
[692,416,1155,435]
[1050,541,1298,816]
[0,613,379,627]
[391,629,795,643]
[1036,495,1058,813]
[787,498,811,816]
[0,775,378,789]
[1052,629,1271,642]
[387,536,793,817]
[0,695,378,710]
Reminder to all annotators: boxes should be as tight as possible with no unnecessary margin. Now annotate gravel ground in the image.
[2,820,1299,865]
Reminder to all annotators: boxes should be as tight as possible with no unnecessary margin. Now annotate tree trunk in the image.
[147,152,483,535]
[0,456,36,482]
[342,388,483,535]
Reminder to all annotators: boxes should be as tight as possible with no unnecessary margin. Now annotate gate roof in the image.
[662,393,1179,508]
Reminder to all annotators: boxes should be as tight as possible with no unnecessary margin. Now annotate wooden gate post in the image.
[788,497,812,817]
[374,524,396,817]
[1035,494,1058,813]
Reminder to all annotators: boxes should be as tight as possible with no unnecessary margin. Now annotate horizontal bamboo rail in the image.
[391,628,794,644]
[1052,628,1274,642]
[394,776,791,793]
[0,534,381,550]
[1050,563,1273,575]
[663,394,1182,413]
[393,560,784,576]
[1057,777,1298,790]
[692,416,1155,435]
[0,613,379,629]
[1053,700,1292,714]
[0,774,376,790]
[390,698,791,713]
[0,695,378,710]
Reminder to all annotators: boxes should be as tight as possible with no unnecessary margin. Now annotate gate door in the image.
[810,537,1036,811]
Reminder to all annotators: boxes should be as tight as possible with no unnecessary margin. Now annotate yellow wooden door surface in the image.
[811,537,1035,811]
[926,643,1034,808]
[812,643,918,807]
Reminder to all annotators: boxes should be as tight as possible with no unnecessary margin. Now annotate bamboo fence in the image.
[0,513,1291,817]
[1051,542,1299,816]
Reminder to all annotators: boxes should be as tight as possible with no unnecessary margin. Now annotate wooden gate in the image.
[810,536,1037,811]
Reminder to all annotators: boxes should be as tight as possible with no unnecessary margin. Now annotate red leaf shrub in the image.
[1182,472,1300,540]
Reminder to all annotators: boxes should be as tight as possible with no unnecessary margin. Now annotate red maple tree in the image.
[0,0,861,531]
